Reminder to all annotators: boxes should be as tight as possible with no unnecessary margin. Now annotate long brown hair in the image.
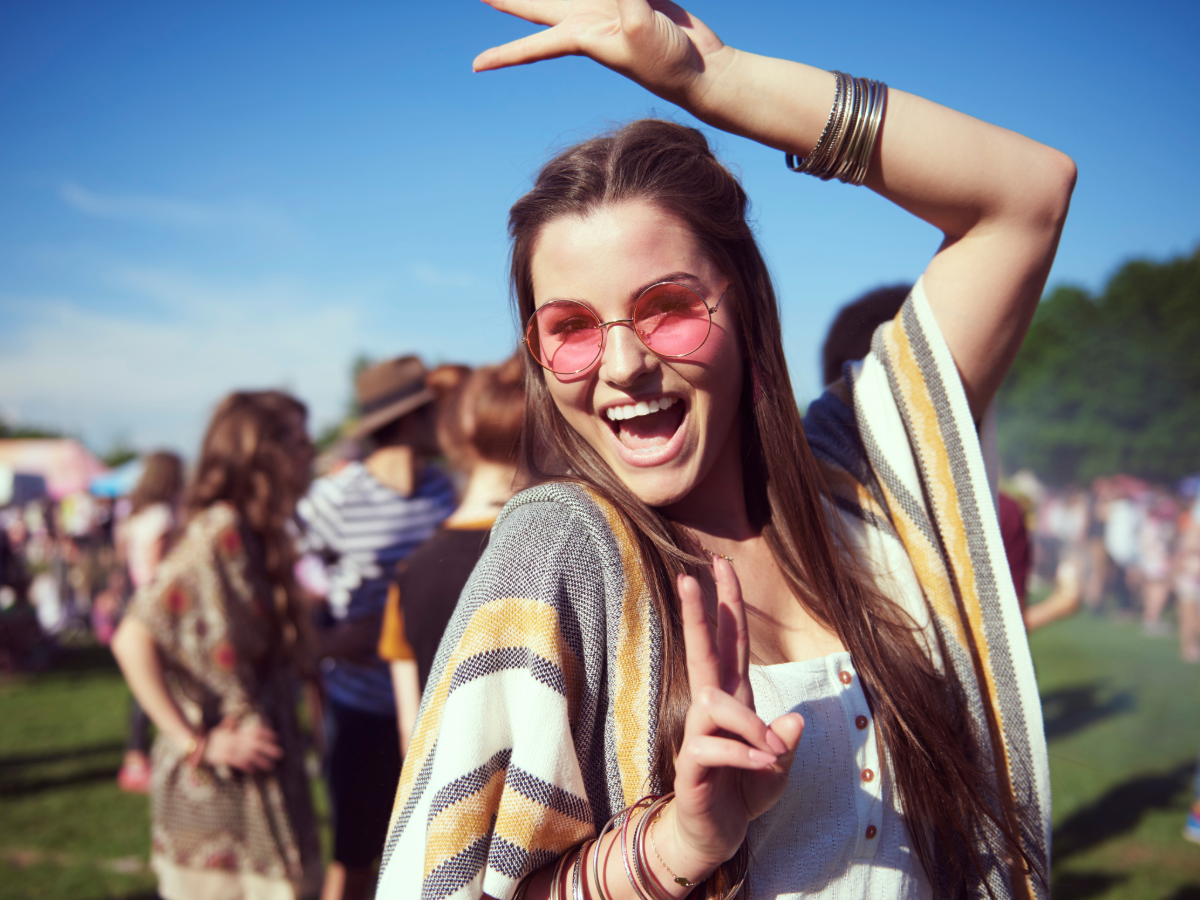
[508,119,1035,896]
[130,451,184,516]
[186,391,309,597]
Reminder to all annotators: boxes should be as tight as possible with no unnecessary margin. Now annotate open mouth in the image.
[605,396,685,452]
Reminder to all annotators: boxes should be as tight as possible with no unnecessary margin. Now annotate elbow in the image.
[111,617,147,671]
[1048,148,1078,225]
[1031,147,1077,233]
[110,621,131,669]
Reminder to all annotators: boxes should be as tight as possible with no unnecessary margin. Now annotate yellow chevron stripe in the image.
[424,765,506,877]
[388,595,581,846]
[885,316,1023,839]
[584,487,654,806]
[494,788,593,860]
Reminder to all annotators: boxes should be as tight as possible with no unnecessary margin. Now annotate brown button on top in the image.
[838,671,853,685]
[855,715,869,730]
[861,768,875,783]
[865,825,878,840]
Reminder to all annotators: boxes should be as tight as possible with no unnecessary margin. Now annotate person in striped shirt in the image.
[297,356,456,900]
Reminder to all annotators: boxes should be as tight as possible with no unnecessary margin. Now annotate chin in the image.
[614,467,697,509]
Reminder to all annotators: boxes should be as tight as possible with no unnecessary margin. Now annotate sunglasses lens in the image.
[635,283,712,357]
[529,301,603,373]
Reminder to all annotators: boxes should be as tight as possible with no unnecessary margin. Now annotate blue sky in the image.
[2,0,1197,457]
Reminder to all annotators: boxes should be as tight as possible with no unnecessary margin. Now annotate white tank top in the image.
[745,652,932,899]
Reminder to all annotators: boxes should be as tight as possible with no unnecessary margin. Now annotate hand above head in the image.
[204,716,284,774]
[473,0,729,111]
[664,556,804,877]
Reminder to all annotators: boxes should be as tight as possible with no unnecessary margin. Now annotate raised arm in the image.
[475,0,1076,418]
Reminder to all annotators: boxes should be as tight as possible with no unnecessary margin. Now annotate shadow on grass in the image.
[1162,886,1200,900]
[49,644,121,675]
[0,741,125,771]
[1041,681,1136,741]
[0,740,125,797]
[1052,871,1129,900]
[1053,759,1195,864]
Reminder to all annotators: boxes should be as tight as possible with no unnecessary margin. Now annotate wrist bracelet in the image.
[185,732,208,768]
[648,802,703,889]
[633,796,683,900]
[786,70,888,186]
[619,797,660,900]
[572,840,594,900]
[549,849,570,900]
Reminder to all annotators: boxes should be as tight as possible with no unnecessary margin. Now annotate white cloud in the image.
[0,270,374,454]
[408,261,478,289]
[59,182,303,243]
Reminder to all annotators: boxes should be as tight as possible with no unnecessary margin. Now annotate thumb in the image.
[768,712,804,768]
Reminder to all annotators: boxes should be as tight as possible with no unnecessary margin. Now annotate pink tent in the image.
[0,439,110,500]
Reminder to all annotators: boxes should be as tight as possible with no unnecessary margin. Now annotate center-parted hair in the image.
[507,119,1032,897]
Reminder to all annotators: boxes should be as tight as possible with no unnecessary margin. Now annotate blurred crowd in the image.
[0,352,525,900]
[1008,471,1200,655]
[0,488,127,669]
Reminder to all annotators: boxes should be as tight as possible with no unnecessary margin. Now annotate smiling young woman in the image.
[375,2,1074,899]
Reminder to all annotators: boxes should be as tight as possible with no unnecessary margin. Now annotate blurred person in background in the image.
[819,284,910,389]
[1104,485,1142,616]
[378,353,525,755]
[1138,490,1177,636]
[297,356,456,900]
[1082,480,1110,612]
[112,451,185,794]
[112,391,321,900]
[1176,496,1200,663]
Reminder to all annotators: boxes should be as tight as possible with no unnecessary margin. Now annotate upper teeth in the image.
[605,396,678,421]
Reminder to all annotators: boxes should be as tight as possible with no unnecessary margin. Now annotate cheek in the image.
[682,322,743,394]
[544,375,595,425]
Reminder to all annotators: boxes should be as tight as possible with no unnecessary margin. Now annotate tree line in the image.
[997,245,1200,486]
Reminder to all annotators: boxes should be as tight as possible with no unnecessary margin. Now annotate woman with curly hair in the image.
[113,391,321,900]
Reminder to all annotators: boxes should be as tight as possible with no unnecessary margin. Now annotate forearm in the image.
[689,48,1072,236]
[111,618,196,747]
[686,46,1075,414]
[389,660,421,757]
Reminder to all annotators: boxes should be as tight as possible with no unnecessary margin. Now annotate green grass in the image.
[0,646,158,900]
[1032,612,1200,898]
[3,620,1200,898]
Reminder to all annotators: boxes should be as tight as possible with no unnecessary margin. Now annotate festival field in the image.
[2,612,1199,900]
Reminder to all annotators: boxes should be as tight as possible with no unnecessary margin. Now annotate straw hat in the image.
[351,356,436,440]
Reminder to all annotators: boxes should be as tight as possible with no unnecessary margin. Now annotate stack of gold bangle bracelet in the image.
[786,71,888,186]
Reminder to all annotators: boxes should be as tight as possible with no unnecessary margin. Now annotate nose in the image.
[598,319,656,388]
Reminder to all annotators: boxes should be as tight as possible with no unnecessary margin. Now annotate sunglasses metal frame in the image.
[523,281,725,375]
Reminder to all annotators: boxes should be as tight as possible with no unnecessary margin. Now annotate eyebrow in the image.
[540,272,708,309]
[629,272,705,300]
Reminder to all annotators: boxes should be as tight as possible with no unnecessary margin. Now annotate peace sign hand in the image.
[664,557,805,876]
[473,0,729,110]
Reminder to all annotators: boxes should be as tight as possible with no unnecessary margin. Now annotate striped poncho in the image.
[376,278,1050,900]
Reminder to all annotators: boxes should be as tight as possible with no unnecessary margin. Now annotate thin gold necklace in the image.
[700,545,735,563]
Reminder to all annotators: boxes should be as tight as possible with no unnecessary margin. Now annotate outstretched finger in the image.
[480,0,570,27]
[679,572,720,696]
[712,556,749,697]
[677,734,777,777]
[686,684,788,755]
[473,26,575,72]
